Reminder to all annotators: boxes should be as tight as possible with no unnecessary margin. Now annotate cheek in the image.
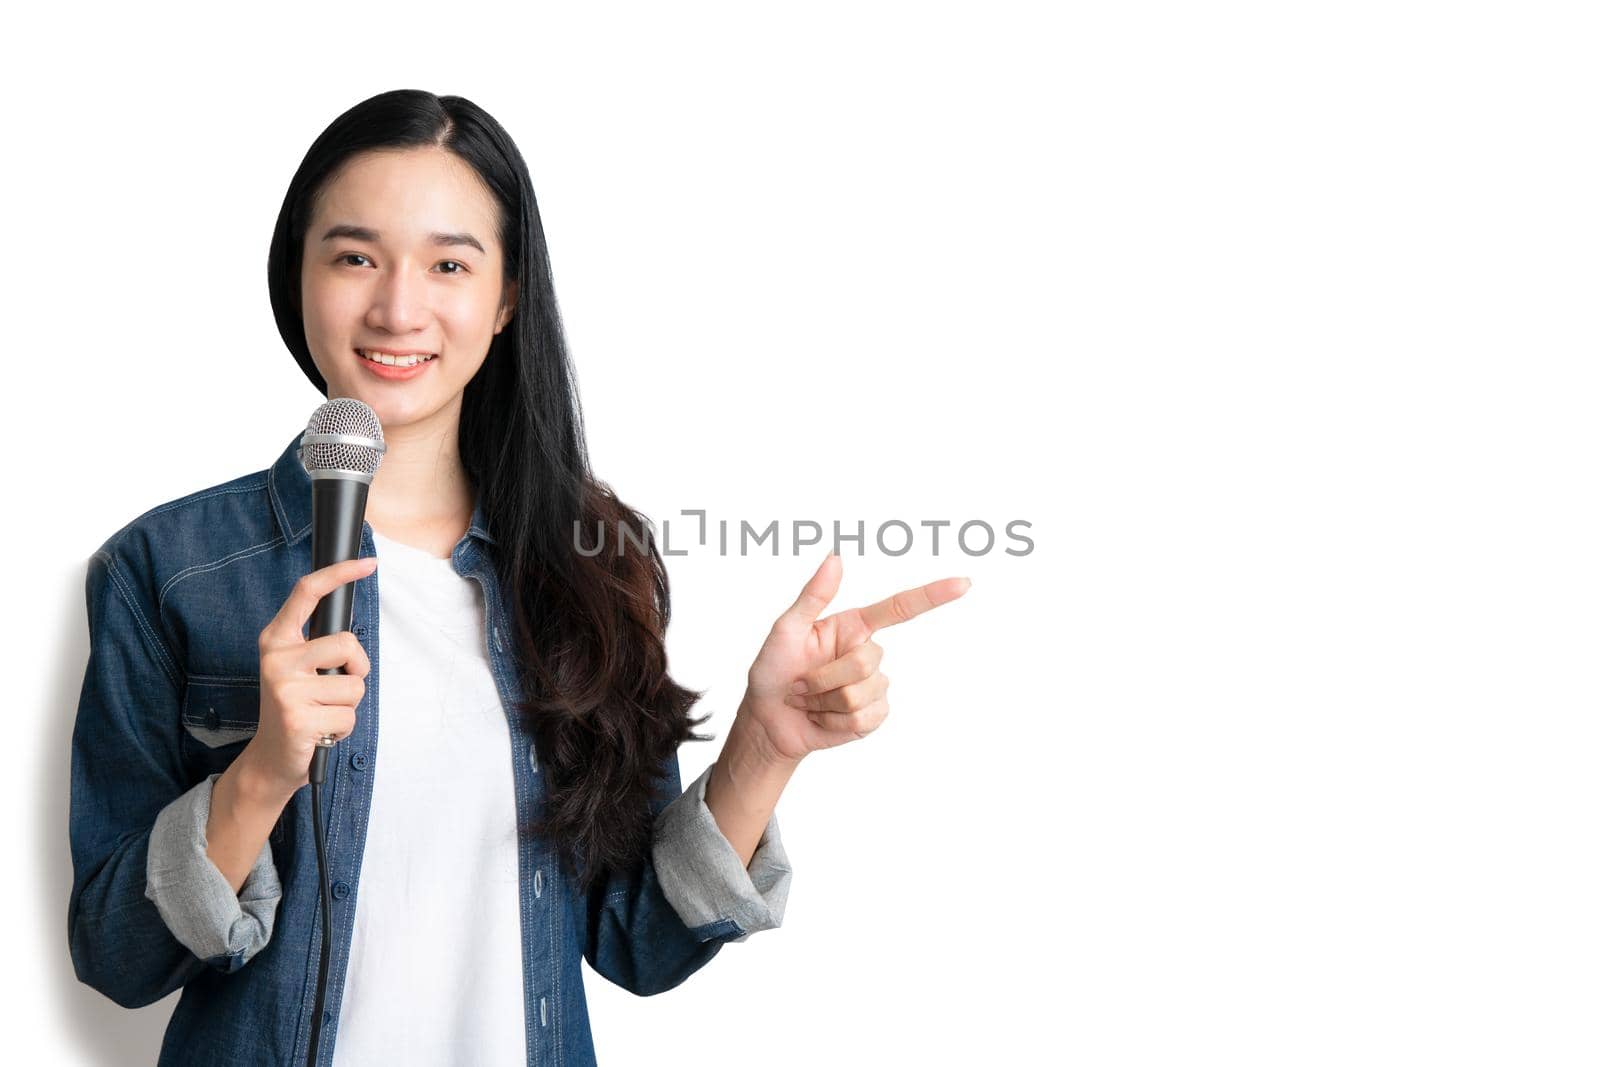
[440,288,503,331]
[437,294,505,355]
[299,292,366,380]
[301,277,365,329]
[441,346,491,383]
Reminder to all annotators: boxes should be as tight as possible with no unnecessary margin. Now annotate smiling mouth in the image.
[355,348,437,367]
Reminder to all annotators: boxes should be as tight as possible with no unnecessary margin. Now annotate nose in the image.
[365,262,431,335]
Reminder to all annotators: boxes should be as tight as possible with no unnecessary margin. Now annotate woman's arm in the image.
[703,703,800,868]
[206,749,295,893]
[585,746,792,996]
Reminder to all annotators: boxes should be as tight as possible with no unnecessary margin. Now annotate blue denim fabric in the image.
[68,433,791,1066]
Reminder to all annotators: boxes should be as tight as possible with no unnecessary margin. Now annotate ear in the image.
[495,281,518,334]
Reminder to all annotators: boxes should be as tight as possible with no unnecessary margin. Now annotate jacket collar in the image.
[267,432,498,548]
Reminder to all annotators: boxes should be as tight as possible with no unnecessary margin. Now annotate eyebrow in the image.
[319,223,485,255]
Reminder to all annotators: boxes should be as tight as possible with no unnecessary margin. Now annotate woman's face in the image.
[300,146,515,434]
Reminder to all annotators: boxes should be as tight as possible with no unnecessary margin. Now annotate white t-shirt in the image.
[331,528,525,1066]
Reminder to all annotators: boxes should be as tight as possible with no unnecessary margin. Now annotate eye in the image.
[335,253,467,274]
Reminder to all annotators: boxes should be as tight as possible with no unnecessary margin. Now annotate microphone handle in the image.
[306,476,372,787]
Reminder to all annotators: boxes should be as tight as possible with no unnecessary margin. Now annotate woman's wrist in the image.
[727,698,802,773]
[233,742,301,810]
[703,710,799,868]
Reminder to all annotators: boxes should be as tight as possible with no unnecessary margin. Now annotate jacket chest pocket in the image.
[181,676,290,844]
[181,676,261,758]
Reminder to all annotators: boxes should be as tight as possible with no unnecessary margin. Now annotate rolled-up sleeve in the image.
[144,772,282,972]
[651,762,791,944]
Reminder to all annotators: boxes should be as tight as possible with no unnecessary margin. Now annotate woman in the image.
[67,89,969,1066]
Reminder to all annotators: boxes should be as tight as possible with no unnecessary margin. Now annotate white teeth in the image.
[359,349,434,367]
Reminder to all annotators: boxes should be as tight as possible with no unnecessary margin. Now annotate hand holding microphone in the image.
[235,397,386,798]
[242,556,377,795]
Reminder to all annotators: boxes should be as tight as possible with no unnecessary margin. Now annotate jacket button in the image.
[351,752,369,771]
[205,707,221,729]
[353,624,367,637]
[331,881,351,900]
[528,741,538,774]
[322,1011,332,1025]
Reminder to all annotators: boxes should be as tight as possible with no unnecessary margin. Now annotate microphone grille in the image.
[299,397,386,478]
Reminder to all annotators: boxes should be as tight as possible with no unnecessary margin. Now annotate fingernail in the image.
[790,679,808,695]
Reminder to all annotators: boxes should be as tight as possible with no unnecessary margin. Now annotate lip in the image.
[354,347,436,381]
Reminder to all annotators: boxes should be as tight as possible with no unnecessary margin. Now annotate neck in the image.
[365,406,474,539]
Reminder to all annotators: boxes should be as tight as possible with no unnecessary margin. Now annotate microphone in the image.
[297,397,386,787]
[296,396,384,1067]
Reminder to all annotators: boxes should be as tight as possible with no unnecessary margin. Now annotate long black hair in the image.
[266,89,711,892]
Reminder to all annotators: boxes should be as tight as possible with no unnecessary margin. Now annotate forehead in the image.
[311,148,499,246]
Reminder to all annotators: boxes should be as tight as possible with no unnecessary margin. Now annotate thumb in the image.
[778,552,842,629]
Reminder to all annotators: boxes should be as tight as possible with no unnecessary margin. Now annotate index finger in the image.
[263,556,378,646]
[856,576,972,634]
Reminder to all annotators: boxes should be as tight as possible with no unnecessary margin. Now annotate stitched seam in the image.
[182,676,260,730]
[533,574,554,1067]
[546,611,558,1067]
[158,534,285,612]
[496,582,539,1065]
[268,464,294,543]
[267,461,315,546]
[324,571,367,1054]
[482,574,542,1064]
[143,480,267,518]
[101,551,181,690]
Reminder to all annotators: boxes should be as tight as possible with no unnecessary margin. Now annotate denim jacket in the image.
[67,433,792,1066]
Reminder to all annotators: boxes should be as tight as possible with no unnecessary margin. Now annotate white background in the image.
[5,2,1595,1064]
